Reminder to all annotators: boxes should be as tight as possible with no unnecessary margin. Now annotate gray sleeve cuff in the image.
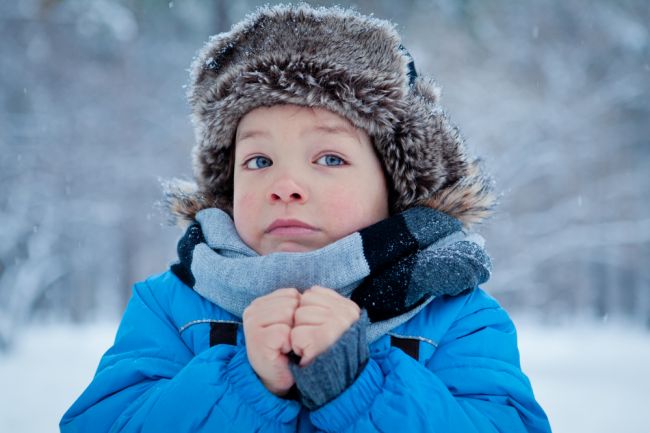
[289,310,369,410]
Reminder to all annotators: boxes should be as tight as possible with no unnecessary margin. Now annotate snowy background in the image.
[2,318,649,433]
[1,0,649,431]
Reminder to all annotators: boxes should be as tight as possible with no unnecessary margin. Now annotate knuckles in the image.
[246,288,359,364]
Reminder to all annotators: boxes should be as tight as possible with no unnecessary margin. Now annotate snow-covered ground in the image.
[515,317,650,433]
[0,319,648,432]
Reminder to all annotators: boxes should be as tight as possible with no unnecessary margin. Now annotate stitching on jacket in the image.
[179,319,242,334]
[387,332,438,348]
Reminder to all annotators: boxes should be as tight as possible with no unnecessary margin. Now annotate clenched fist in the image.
[242,288,300,396]
[243,286,361,396]
[291,286,361,367]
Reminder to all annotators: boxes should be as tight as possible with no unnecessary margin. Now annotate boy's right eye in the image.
[245,156,273,170]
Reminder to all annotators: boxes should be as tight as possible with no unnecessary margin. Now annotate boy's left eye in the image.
[315,154,345,166]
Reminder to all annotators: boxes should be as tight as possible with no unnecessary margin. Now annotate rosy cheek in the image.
[233,191,260,237]
[319,186,349,210]
[234,187,258,211]
[321,187,367,228]
[326,183,387,229]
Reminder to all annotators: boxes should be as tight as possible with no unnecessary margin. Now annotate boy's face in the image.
[233,104,390,255]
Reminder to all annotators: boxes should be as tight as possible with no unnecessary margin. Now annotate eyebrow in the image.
[236,123,361,144]
[236,129,271,142]
[304,124,360,142]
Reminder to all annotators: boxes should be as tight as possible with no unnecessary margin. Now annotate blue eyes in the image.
[245,156,273,169]
[315,155,345,166]
[244,154,345,169]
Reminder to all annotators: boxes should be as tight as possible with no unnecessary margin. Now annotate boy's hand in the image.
[242,288,300,396]
[291,286,361,367]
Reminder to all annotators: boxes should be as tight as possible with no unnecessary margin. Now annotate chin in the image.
[267,242,320,254]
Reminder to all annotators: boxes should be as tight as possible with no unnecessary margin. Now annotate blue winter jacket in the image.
[60,270,551,432]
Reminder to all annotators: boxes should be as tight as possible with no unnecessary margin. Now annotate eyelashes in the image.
[315,154,345,166]
[243,154,348,170]
[245,156,272,169]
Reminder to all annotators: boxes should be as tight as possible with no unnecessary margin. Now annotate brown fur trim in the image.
[161,179,210,227]
[166,4,496,226]
[421,160,497,228]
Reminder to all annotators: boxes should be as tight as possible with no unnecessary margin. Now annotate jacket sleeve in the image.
[60,279,300,433]
[308,292,551,433]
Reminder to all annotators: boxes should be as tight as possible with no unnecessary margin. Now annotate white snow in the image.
[0,322,116,433]
[0,319,648,432]
[515,317,650,433]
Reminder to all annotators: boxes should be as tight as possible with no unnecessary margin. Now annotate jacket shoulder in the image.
[134,270,240,332]
[394,288,513,349]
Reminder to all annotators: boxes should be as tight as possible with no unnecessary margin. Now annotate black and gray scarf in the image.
[171,206,491,342]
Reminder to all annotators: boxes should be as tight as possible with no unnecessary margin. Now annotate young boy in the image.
[61,4,550,433]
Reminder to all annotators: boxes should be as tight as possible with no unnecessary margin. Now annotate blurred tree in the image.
[0,0,648,351]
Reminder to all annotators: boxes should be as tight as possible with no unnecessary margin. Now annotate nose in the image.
[268,174,308,204]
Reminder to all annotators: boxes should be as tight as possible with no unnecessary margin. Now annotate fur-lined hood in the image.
[164,4,496,228]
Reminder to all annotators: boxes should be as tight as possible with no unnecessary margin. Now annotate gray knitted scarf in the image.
[171,206,491,342]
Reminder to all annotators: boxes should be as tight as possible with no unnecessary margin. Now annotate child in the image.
[61,4,550,433]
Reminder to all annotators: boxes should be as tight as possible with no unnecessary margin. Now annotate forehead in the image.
[235,104,363,144]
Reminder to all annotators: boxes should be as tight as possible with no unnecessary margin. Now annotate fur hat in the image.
[164,4,496,227]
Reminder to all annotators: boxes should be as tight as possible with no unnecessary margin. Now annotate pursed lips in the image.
[265,219,319,235]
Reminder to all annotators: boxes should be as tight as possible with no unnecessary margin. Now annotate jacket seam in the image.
[179,319,242,335]
[386,332,438,348]
[141,278,185,336]
[434,364,532,389]
[455,305,503,323]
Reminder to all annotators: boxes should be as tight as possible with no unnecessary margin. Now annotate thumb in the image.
[280,336,292,354]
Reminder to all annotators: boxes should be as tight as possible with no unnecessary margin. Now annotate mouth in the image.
[265,218,319,235]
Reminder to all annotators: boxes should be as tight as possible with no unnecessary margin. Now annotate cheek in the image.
[319,184,356,210]
[320,184,385,232]
[234,190,258,210]
[233,174,260,213]
[233,190,260,237]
